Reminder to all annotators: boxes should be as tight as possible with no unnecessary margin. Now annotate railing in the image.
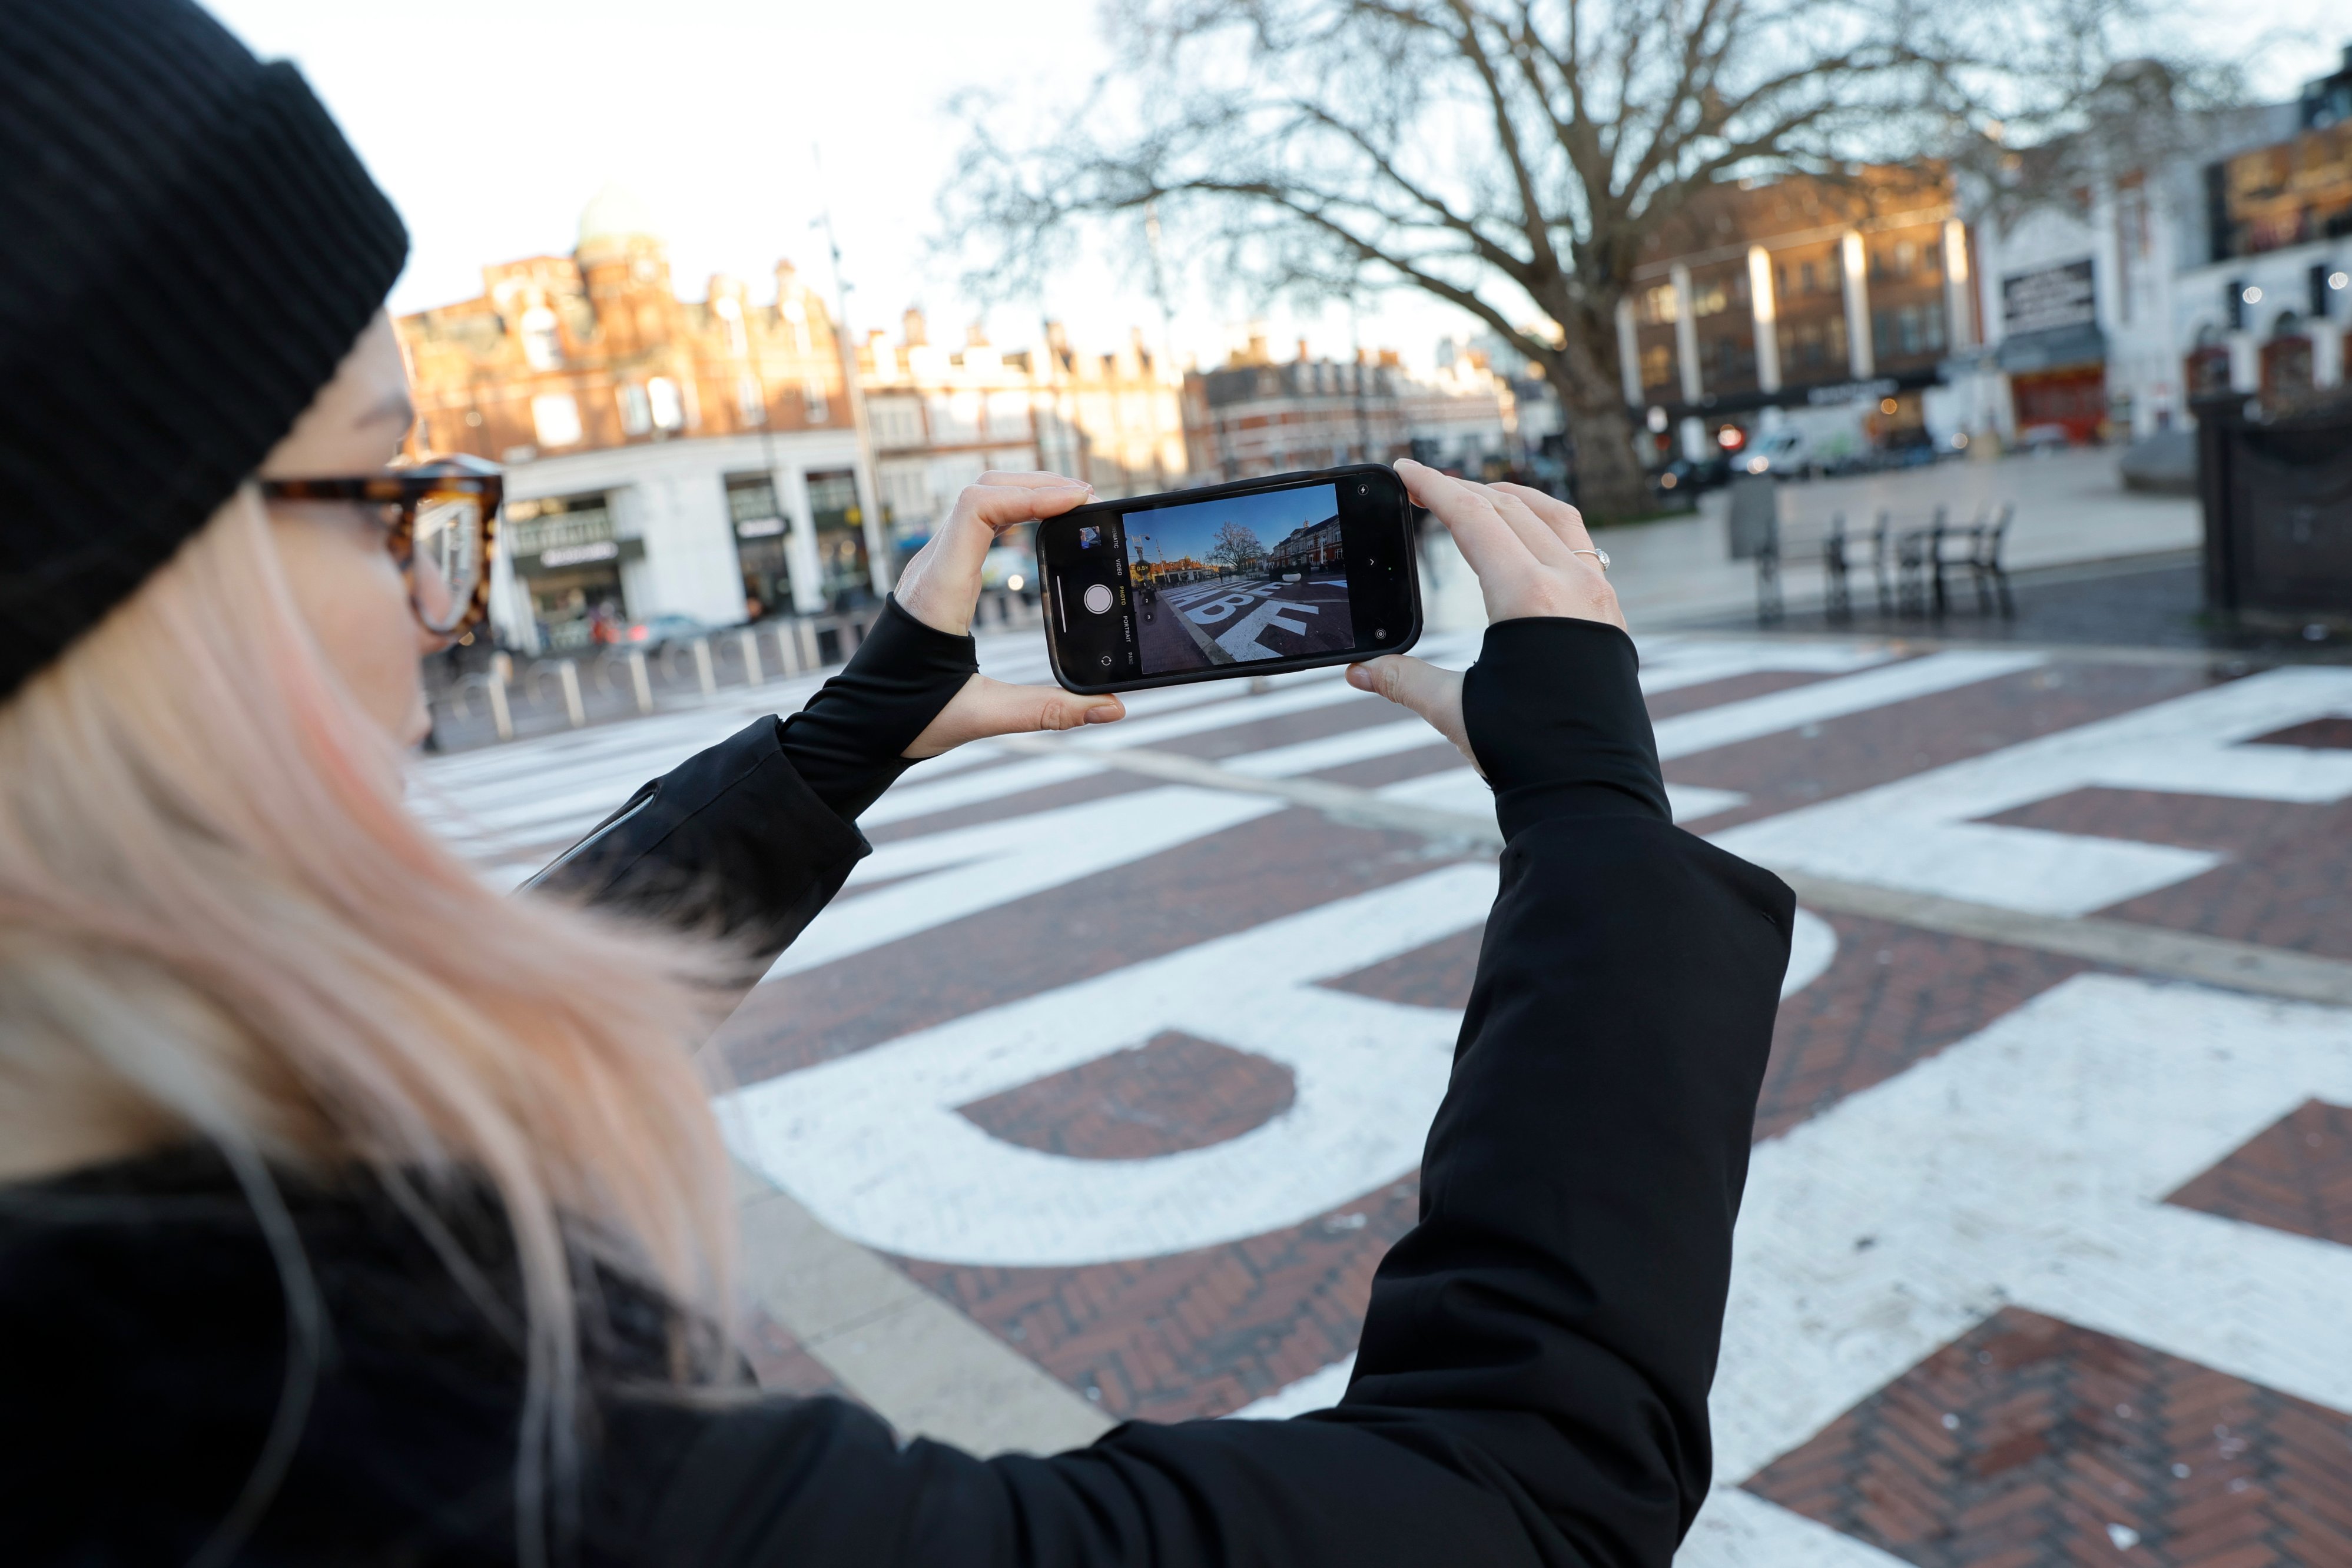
[423,592,1047,752]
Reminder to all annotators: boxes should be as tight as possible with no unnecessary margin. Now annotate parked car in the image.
[981,544,1038,595]
[1650,453,1730,500]
[1739,428,1815,479]
[623,612,709,648]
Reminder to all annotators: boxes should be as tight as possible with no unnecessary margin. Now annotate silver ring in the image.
[1573,547,1611,570]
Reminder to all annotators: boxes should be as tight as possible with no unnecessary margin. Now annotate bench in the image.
[1754,502,2014,623]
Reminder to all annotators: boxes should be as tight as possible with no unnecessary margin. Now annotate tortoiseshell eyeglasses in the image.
[259,454,503,639]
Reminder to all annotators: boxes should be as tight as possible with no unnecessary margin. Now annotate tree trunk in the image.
[1539,287,1651,523]
[1561,396,1650,523]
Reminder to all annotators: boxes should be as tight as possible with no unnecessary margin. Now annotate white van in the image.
[1740,428,1814,479]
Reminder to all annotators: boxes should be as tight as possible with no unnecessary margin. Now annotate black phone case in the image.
[1040,464,1425,696]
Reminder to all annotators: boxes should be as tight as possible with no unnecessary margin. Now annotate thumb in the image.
[1346,655,1475,768]
[902,676,1126,759]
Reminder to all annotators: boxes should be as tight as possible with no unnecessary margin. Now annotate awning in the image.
[1996,323,2107,375]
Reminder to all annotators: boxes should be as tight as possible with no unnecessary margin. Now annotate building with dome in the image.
[399,187,1196,652]
[397,185,883,649]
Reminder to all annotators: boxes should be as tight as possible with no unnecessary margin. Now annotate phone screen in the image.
[1039,466,1419,693]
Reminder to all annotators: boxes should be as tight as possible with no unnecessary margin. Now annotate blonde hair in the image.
[0,488,739,1556]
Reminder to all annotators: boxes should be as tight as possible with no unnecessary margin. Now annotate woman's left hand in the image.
[893,472,1126,758]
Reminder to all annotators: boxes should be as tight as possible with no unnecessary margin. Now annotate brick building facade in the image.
[394,188,1190,650]
[862,313,1188,546]
[1617,167,1984,466]
[395,186,883,648]
[1180,335,1519,483]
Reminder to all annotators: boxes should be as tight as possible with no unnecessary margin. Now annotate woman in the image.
[0,2,1795,1563]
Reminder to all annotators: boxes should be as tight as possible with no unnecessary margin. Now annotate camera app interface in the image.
[1122,484,1355,676]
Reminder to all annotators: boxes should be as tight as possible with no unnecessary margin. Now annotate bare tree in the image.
[944,0,2222,519]
[1210,519,1266,569]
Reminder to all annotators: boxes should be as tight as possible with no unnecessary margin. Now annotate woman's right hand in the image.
[1345,458,1625,770]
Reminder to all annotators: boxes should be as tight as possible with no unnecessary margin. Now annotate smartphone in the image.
[1037,464,1422,695]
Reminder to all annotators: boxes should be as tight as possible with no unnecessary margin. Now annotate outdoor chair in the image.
[1958,501,2016,617]
[1893,506,1951,616]
[1822,510,1893,622]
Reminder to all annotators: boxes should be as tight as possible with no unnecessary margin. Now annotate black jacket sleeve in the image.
[773,596,980,821]
[522,712,870,965]
[523,595,978,965]
[606,615,1796,1568]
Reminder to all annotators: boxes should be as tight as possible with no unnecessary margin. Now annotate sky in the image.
[1123,484,1341,567]
[207,0,2347,376]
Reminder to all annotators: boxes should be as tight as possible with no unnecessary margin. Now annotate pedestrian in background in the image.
[0,2,1793,1563]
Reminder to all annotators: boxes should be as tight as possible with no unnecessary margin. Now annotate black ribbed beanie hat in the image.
[0,0,409,700]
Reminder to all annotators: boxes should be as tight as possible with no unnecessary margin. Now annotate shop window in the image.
[2185,344,2234,396]
[520,305,562,370]
[530,393,582,449]
[986,390,1031,436]
[714,295,749,357]
[2261,325,2314,398]
[1640,343,1674,389]
[619,383,652,436]
[1638,284,1679,325]
[1782,318,1846,373]
[647,377,685,432]
[1873,303,1948,359]
[727,472,786,538]
[868,397,924,447]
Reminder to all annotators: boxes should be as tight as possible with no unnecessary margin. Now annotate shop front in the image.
[2260,317,2316,400]
[726,472,797,622]
[807,469,873,610]
[1996,259,2108,444]
[502,492,644,650]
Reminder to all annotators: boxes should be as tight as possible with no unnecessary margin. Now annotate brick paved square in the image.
[894,1177,1421,1422]
[1979,790,2352,961]
[742,1308,852,1400]
[1743,1307,2352,1568]
[421,634,2352,1489]
[957,1031,1298,1160]
[714,807,1465,1083]
[2250,719,2352,750]
[1675,662,2214,832]
[2166,1101,2352,1250]
[1756,915,2089,1142]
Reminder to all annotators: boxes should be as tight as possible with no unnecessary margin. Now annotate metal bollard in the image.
[841,616,864,657]
[626,649,653,714]
[488,653,515,742]
[692,637,716,698]
[557,659,586,728]
[739,627,762,686]
[797,619,820,671]
[774,623,802,676]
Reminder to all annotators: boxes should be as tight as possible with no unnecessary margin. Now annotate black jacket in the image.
[0,614,1793,1566]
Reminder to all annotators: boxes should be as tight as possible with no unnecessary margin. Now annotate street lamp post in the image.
[812,144,890,600]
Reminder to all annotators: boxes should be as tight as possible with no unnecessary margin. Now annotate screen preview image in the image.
[1123,484,1355,677]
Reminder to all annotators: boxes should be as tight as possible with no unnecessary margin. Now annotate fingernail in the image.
[1084,705,1119,723]
[1345,664,1372,690]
